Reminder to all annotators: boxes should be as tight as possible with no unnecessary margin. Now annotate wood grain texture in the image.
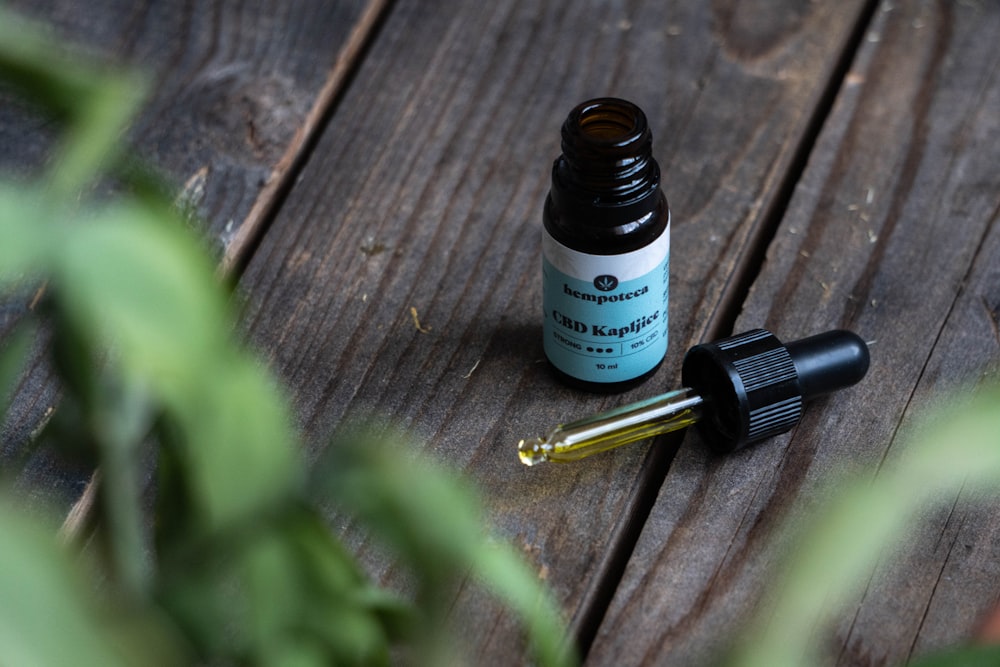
[590,1,1000,664]
[0,0,386,507]
[1,0,383,250]
[237,0,871,661]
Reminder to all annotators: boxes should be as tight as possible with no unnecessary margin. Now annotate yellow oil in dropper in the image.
[518,388,703,465]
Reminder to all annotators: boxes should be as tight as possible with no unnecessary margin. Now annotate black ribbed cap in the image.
[681,329,869,453]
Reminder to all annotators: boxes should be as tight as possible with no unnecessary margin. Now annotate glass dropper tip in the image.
[516,388,704,466]
[517,437,550,466]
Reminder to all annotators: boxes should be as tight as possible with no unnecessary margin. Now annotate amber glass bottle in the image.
[542,98,670,392]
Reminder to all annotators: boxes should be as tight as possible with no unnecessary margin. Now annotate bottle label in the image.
[542,219,669,384]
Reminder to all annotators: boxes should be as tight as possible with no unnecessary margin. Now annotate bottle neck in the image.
[550,98,662,227]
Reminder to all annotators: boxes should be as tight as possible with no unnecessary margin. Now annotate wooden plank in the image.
[236,0,872,661]
[0,0,388,507]
[589,1,1000,664]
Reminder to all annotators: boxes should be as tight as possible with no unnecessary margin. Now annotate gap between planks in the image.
[704,0,882,345]
[570,0,883,660]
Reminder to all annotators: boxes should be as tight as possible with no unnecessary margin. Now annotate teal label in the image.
[542,223,669,384]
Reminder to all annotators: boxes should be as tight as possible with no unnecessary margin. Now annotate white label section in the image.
[542,213,670,282]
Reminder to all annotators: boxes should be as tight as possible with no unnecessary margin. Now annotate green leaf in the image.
[909,644,1000,667]
[286,509,399,664]
[0,184,55,279]
[315,429,576,667]
[0,498,132,667]
[49,72,147,199]
[55,202,229,376]
[0,9,147,197]
[0,11,96,120]
[154,505,398,666]
[470,538,577,667]
[91,372,157,599]
[53,200,300,535]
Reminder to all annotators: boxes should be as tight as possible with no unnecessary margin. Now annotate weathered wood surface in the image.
[0,0,387,505]
[589,1,1000,665]
[236,0,876,662]
[5,0,1000,664]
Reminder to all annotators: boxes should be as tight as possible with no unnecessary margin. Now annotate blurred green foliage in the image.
[725,382,1000,667]
[0,10,572,667]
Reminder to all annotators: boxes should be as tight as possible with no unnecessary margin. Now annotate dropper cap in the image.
[681,329,870,453]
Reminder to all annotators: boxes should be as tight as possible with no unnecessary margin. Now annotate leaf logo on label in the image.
[594,275,618,292]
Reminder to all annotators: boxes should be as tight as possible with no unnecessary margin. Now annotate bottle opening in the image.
[578,104,639,143]
[573,99,645,146]
[556,97,657,212]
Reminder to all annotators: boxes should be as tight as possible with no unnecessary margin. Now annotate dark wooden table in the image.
[3,1,999,664]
